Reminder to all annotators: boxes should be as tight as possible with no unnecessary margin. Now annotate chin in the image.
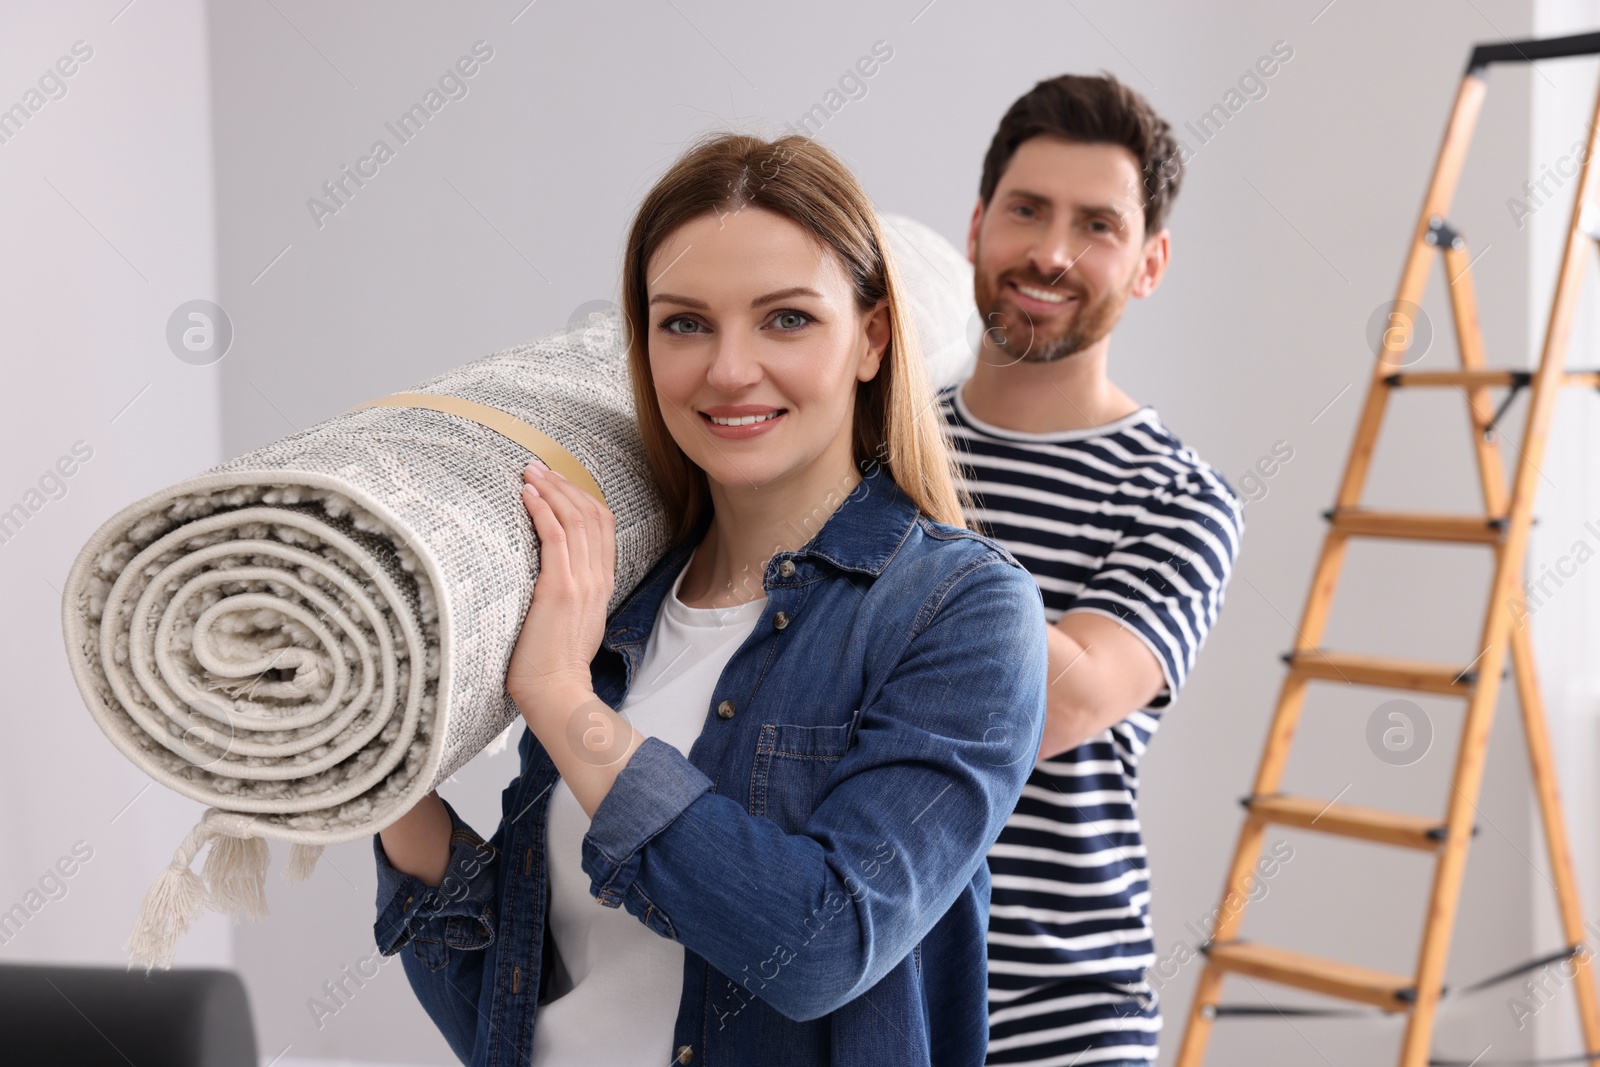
[986,313,1079,358]
[697,458,785,493]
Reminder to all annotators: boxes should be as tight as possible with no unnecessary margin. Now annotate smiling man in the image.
[933,74,1245,1065]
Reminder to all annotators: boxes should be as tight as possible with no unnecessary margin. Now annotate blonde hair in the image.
[621,130,972,547]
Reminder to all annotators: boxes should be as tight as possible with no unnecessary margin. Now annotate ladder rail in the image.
[1175,41,1600,1067]
[1510,600,1600,1047]
[1399,69,1600,1058]
[1334,71,1489,512]
[1443,76,1600,1057]
[1438,237,1510,508]
[1171,66,1492,1067]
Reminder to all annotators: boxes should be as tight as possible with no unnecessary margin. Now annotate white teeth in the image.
[1015,283,1068,303]
[709,411,781,426]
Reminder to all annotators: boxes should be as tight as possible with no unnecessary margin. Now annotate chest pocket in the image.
[749,722,854,833]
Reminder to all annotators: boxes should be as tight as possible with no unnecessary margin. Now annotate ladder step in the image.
[1323,507,1506,543]
[1387,370,1526,387]
[1284,649,1476,694]
[1243,794,1445,850]
[1385,369,1600,388]
[1203,941,1415,1011]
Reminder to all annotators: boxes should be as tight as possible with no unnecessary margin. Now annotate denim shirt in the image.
[371,463,1049,1066]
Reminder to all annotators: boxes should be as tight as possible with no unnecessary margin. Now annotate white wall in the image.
[0,0,231,974]
[1529,1,1600,1062]
[10,1,1595,1065]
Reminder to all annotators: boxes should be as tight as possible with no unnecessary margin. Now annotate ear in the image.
[859,297,891,382]
[966,197,985,265]
[1130,228,1171,299]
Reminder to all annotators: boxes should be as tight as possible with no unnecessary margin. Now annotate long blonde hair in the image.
[622,130,972,547]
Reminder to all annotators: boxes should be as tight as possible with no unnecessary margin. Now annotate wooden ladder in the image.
[1175,30,1600,1067]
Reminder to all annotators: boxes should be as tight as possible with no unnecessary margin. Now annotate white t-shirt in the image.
[532,554,766,1066]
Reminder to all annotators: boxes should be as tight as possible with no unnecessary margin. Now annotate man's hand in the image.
[1037,612,1166,761]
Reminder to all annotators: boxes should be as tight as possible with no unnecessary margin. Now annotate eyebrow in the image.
[647,286,823,310]
[1004,187,1138,221]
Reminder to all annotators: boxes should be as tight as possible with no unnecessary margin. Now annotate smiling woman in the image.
[372,131,1052,1067]
[622,133,969,549]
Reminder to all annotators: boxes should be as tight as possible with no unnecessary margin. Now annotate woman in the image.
[372,131,1049,1066]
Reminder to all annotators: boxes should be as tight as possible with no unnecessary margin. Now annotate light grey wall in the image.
[202,2,1546,1064]
[0,0,233,975]
[10,1,1594,1065]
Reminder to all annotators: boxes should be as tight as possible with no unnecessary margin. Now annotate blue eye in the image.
[771,310,812,331]
[658,315,702,335]
[656,310,814,335]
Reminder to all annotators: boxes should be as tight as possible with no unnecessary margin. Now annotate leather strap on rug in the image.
[346,393,607,507]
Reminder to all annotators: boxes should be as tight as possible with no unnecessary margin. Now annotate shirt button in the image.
[716,699,735,719]
[403,894,414,912]
[778,560,795,577]
[772,611,789,630]
[675,1046,694,1064]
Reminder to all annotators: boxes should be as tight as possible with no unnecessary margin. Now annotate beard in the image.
[972,260,1134,364]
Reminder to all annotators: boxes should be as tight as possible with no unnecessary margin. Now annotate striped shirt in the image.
[936,379,1244,1065]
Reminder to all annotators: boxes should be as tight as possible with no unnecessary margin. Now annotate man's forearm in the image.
[1037,617,1165,760]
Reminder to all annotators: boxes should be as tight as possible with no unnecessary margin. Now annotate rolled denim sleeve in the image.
[579,549,1049,1021]
[582,738,714,909]
[372,794,500,967]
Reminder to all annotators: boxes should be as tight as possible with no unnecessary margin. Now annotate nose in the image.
[1028,218,1083,285]
[704,325,764,394]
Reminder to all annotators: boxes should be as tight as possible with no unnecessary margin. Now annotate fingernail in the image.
[523,483,540,497]
[526,463,545,479]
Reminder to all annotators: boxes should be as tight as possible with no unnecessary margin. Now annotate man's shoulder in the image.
[1129,413,1244,514]
[940,387,1241,510]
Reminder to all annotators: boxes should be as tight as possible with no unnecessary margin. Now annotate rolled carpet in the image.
[60,211,975,970]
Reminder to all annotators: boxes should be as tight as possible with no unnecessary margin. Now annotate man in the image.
[935,73,1245,1065]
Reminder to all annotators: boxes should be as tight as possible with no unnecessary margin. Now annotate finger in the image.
[567,481,609,587]
[531,466,590,576]
[600,504,616,595]
[521,481,571,586]
[540,463,608,579]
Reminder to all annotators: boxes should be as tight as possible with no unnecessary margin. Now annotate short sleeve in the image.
[1062,467,1243,708]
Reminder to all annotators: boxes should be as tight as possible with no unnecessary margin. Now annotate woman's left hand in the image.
[505,458,617,716]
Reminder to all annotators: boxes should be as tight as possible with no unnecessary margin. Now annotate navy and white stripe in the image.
[936,381,1243,1065]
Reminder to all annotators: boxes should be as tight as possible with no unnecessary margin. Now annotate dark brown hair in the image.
[621,130,972,548]
[978,72,1184,235]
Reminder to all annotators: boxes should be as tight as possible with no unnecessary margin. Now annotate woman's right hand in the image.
[505,459,616,709]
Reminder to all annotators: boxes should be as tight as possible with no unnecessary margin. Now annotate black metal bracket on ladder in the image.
[1484,371,1533,441]
[1425,216,1464,251]
[1468,30,1600,74]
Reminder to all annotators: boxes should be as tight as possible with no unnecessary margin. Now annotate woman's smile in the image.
[699,404,788,439]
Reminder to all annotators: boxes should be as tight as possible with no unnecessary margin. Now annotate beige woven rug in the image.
[59,212,975,969]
